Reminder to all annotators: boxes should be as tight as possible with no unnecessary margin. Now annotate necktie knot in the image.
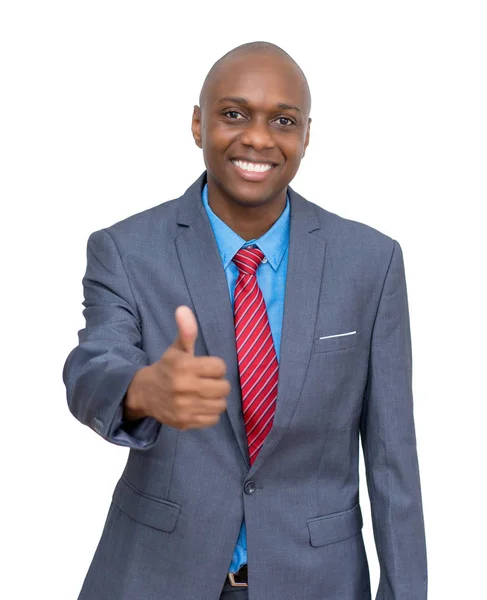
[232,247,265,276]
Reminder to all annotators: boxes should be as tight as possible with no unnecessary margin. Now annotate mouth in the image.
[230,159,277,182]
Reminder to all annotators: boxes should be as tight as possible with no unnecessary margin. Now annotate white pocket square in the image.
[319,331,357,340]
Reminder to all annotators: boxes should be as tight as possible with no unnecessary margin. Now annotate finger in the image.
[194,398,228,414]
[192,356,228,378]
[183,377,231,399]
[193,414,222,428]
[172,305,198,355]
[173,412,223,431]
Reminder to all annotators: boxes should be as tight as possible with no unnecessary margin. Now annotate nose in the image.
[239,117,275,151]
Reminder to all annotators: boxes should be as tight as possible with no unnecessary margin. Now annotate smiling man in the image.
[63,42,427,600]
[192,44,311,240]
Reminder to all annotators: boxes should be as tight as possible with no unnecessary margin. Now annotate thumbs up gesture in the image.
[123,306,230,429]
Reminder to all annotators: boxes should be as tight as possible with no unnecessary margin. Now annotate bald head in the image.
[191,41,312,211]
[199,42,311,116]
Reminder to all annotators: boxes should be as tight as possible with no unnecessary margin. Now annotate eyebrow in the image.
[217,96,302,114]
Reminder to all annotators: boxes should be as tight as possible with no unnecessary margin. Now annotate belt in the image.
[227,564,248,587]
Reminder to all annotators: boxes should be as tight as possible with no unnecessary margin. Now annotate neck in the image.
[207,179,287,241]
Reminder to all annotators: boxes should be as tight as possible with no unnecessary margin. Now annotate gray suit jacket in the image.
[63,172,427,599]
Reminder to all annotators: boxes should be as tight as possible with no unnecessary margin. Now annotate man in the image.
[63,41,427,599]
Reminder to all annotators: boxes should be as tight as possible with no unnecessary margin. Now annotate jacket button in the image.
[244,480,256,495]
[92,417,104,434]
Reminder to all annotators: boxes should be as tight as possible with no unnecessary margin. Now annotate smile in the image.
[231,160,274,173]
[230,159,276,182]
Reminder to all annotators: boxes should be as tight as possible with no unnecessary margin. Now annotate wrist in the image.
[123,367,150,421]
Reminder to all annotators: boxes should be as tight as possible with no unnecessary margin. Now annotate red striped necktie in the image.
[232,247,279,465]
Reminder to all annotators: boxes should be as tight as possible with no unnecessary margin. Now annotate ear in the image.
[191,105,203,149]
[302,117,311,158]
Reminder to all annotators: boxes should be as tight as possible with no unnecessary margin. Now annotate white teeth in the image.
[232,160,273,173]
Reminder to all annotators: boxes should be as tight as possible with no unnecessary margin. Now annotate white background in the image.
[1,1,486,598]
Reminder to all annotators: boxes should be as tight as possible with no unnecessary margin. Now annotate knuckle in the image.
[171,375,190,395]
[173,355,190,374]
[217,357,227,375]
[194,380,208,397]
[207,356,226,376]
[172,395,184,410]
[174,411,192,429]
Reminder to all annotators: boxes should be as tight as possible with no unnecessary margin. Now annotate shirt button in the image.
[262,257,268,263]
[244,480,256,495]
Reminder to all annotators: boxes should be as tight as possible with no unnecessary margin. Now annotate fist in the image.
[124,306,231,430]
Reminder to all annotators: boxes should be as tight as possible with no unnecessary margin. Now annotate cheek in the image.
[202,121,234,146]
[203,135,234,167]
[278,131,307,156]
[280,139,306,167]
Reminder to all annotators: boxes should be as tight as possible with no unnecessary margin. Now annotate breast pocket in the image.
[312,331,359,353]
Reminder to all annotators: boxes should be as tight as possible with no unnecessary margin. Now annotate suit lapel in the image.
[174,174,249,465]
[248,187,326,476]
[174,174,326,474]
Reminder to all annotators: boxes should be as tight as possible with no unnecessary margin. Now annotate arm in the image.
[62,228,161,449]
[360,240,427,599]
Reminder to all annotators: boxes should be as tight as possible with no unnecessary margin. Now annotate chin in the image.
[228,183,277,206]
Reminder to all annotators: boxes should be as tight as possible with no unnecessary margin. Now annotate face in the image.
[192,52,311,208]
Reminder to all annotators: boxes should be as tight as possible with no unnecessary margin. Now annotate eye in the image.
[224,110,245,120]
[274,117,294,126]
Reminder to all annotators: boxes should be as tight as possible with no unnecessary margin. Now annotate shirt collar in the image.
[201,183,290,271]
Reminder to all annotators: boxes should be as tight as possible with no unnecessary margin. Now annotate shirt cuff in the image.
[108,403,161,449]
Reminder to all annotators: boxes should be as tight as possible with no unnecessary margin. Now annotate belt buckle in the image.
[227,565,248,588]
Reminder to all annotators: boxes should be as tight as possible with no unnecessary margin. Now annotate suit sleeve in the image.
[360,240,427,599]
[62,228,161,449]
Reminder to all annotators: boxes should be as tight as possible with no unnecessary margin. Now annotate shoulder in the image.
[85,195,185,256]
[105,196,181,238]
[294,190,398,263]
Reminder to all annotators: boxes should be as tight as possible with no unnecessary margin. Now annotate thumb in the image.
[172,305,198,355]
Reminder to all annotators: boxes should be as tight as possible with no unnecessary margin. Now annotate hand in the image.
[123,305,230,429]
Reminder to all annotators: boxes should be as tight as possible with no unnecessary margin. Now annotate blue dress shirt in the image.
[201,183,290,572]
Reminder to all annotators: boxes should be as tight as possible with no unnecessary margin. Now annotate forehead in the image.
[205,53,308,111]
